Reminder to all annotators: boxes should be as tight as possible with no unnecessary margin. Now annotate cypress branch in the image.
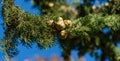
[1,0,120,61]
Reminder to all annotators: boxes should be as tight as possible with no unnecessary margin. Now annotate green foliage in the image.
[1,0,120,61]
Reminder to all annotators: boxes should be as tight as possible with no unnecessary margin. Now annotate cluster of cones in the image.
[48,17,73,39]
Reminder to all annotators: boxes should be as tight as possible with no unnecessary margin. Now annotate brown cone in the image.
[56,17,66,31]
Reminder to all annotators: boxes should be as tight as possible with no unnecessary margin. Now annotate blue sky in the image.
[0,0,120,61]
